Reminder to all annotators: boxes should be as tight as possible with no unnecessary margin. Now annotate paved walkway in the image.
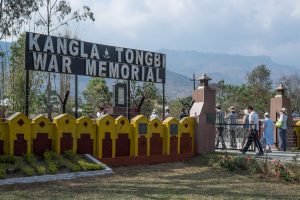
[216,149,300,162]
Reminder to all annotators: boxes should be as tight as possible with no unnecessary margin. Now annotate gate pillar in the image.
[190,74,216,154]
[270,84,297,148]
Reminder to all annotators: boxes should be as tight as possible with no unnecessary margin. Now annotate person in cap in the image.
[164,106,172,119]
[263,112,274,153]
[215,103,226,149]
[150,109,160,120]
[241,109,250,149]
[226,106,238,149]
[241,106,264,156]
[276,108,288,151]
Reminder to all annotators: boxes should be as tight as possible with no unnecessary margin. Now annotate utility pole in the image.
[189,73,196,90]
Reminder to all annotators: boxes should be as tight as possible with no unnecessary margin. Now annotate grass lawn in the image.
[0,154,299,200]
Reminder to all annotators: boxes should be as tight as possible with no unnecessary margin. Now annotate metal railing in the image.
[215,123,258,151]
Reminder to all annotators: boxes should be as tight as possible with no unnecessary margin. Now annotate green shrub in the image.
[20,165,35,176]
[63,150,80,162]
[248,164,257,176]
[44,151,58,162]
[213,154,259,175]
[0,166,6,179]
[208,158,217,167]
[218,155,236,171]
[64,150,80,163]
[0,163,6,168]
[0,155,15,164]
[63,159,81,172]
[24,154,49,175]
[16,157,34,176]
[55,154,67,169]
[47,162,58,174]
[24,154,37,164]
[272,160,297,182]
[233,156,247,170]
[78,160,104,171]
[36,165,46,175]
[63,150,74,158]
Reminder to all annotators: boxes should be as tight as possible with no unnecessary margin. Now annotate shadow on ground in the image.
[0,154,299,199]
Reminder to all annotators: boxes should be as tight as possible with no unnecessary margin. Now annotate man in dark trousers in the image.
[226,106,238,149]
[241,106,264,156]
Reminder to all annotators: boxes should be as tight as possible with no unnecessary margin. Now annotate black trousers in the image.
[242,129,263,154]
[229,130,237,148]
[216,127,226,149]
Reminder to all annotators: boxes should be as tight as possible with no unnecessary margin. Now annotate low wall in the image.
[0,113,195,166]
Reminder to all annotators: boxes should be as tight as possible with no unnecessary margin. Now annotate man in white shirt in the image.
[164,106,171,119]
[241,106,264,156]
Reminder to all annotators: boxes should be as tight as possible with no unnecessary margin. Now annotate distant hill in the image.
[159,49,299,85]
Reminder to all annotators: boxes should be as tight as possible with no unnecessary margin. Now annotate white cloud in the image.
[32,0,300,66]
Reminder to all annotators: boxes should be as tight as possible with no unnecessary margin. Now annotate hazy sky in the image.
[39,0,300,67]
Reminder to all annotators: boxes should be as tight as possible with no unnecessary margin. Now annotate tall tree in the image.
[214,80,250,113]
[83,78,111,117]
[245,65,273,114]
[130,81,160,117]
[8,33,45,115]
[0,0,38,40]
[34,0,95,119]
[169,96,193,119]
[57,30,77,114]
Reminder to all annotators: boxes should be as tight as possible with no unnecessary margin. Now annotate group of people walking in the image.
[150,107,188,120]
[215,104,288,155]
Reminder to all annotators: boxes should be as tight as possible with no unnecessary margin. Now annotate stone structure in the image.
[190,74,216,154]
[104,83,138,118]
[270,84,297,148]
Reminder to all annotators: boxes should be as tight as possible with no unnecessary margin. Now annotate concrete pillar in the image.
[270,84,296,148]
[190,74,216,154]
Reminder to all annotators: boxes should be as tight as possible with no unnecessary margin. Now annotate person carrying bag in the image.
[276,108,288,151]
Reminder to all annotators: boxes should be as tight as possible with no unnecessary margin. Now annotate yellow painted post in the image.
[53,114,77,154]
[295,121,300,148]
[0,121,9,155]
[149,118,164,155]
[76,116,96,156]
[7,112,31,155]
[96,114,116,159]
[31,115,54,155]
[115,116,133,157]
[179,117,195,154]
[131,115,149,156]
[163,117,180,155]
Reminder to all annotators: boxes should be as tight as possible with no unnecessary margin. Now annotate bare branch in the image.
[37,9,47,25]
[50,0,58,10]
[49,15,77,33]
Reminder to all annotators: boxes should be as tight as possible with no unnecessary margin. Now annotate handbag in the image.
[275,121,283,128]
